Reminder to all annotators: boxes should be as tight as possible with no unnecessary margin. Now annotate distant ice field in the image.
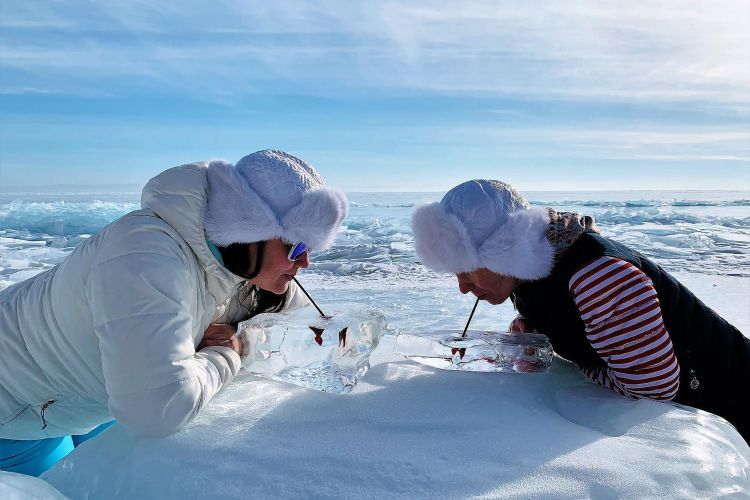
[1,190,748,334]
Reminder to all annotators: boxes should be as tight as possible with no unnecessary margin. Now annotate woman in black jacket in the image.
[412,179,749,442]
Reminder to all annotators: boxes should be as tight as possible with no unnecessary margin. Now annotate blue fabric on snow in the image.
[0,436,74,476]
[72,420,116,447]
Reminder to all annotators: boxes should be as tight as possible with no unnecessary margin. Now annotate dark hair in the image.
[227,283,287,328]
[219,241,287,326]
[246,285,287,315]
[218,241,266,280]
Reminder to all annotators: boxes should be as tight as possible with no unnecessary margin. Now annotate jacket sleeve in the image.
[568,256,680,401]
[85,231,241,438]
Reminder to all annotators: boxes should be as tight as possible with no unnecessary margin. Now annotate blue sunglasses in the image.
[288,241,308,261]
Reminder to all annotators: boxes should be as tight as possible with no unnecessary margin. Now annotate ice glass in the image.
[238,305,387,393]
[394,330,553,373]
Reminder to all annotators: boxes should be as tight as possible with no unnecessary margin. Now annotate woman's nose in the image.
[294,251,310,269]
[458,280,471,295]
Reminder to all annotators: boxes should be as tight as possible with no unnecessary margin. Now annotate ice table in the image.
[394,329,553,373]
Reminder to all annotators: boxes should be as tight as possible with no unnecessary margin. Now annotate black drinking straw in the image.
[292,277,327,318]
[461,297,480,337]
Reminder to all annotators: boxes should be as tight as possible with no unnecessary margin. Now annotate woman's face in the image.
[456,268,518,305]
[251,239,310,294]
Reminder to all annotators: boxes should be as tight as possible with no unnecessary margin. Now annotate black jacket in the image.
[512,232,749,441]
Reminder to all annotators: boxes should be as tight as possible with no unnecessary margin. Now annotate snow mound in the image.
[43,338,749,498]
[0,472,68,500]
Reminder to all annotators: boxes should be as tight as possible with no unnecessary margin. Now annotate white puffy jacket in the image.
[0,163,308,439]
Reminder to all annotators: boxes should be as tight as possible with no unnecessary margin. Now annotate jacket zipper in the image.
[40,399,55,429]
[682,349,700,390]
[689,369,700,390]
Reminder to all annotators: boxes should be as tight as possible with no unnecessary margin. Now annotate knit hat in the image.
[203,149,348,250]
[411,179,554,280]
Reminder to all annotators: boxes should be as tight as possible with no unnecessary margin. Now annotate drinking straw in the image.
[292,277,327,317]
[461,297,480,337]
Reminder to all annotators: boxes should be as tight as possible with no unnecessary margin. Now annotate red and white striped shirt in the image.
[568,256,680,400]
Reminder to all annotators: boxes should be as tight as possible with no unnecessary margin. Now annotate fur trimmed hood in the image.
[412,180,554,280]
[203,150,348,250]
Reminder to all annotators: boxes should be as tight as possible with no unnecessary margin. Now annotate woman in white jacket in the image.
[0,149,347,475]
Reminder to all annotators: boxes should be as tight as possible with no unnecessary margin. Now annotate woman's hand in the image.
[199,323,243,357]
[508,315,536,333]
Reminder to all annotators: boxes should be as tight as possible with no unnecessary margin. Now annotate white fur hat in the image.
[203,149,348,249]
[411,180,554,279]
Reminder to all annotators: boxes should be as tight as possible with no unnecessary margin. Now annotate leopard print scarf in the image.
[545,208,599,264]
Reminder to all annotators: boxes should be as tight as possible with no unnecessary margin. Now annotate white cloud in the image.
[1,0,749,105]
[430,124,750,162]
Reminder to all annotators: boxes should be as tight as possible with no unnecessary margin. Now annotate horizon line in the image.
[1,185,748,194]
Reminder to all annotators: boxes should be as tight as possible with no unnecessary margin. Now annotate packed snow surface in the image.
[43,342,749,498]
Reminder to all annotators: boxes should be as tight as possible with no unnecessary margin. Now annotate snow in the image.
[42,338,749,498]
[0,472,67,500]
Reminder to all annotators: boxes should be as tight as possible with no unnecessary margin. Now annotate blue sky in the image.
[1,1,749,192]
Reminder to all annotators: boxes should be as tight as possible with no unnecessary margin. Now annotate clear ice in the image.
[394,330,553,373]
[238,305,387,393]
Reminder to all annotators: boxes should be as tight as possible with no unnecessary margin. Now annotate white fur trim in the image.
[478,207,554,279]
[281,187,348,250]
[203,159,347,249]
[411,202,481,273]
[204,160,281,245]
[413,204,554,279]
